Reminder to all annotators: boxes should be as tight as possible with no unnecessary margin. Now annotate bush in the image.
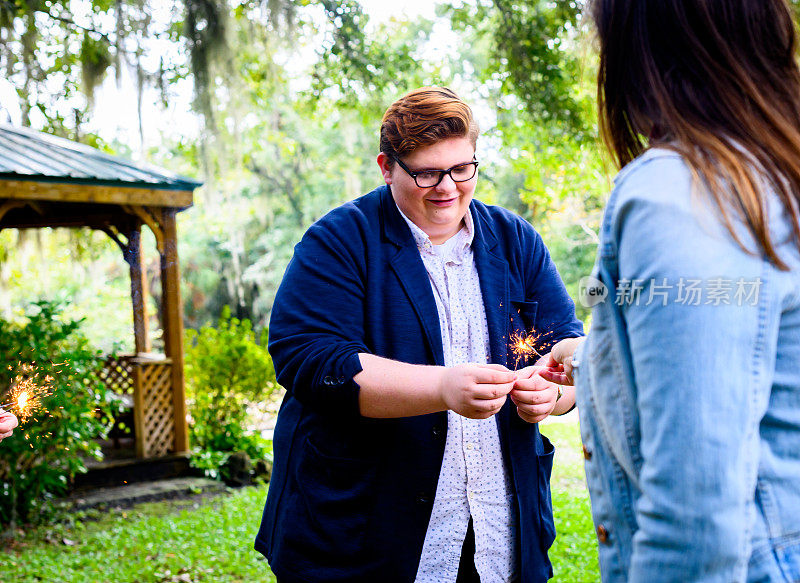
[184,306,278,481]
[0,301,115,531]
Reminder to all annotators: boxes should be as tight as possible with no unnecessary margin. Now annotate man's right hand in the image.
[437,364,517,419]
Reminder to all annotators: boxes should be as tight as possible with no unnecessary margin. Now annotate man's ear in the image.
[376,152,393,184]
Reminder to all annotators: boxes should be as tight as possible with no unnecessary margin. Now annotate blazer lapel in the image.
[471,206,510,369]
[381,187,445,366]
[470,203,518,470]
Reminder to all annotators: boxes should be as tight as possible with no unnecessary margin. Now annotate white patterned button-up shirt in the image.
[396,204,517,583]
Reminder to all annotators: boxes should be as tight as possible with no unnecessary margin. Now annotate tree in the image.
[0,0,297,142]
[1,0,617,334]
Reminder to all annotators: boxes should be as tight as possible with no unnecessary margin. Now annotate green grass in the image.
[542,420,601,582]
[3,421,598,582]
[2,486,276,583]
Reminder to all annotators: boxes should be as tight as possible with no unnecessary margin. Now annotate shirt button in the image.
[582,444,593,460]
[596,525,610,544]
[466,443,474,450]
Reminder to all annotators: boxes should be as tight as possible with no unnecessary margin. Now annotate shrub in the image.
[0,301,115,531]
[184,306,278,481]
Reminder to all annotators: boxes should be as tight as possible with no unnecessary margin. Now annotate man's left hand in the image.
[509,368,559,424]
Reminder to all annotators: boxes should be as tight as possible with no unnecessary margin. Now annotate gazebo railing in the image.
[100,354,174,459]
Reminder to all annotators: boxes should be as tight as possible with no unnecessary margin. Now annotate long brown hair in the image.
[594,0,800,268]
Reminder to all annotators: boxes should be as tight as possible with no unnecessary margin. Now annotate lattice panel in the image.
[99,356,134,395]
[139,362,174,457]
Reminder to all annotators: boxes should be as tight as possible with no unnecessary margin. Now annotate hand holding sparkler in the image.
[537,337,586,386]
[0,409,18,442]
[438,363,518,420]
[0,363,54,426]
[510,365,572,423]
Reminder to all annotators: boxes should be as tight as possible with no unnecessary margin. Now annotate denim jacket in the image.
[575,148,800,582]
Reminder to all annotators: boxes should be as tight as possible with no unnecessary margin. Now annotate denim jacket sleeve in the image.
[608,152,779,582]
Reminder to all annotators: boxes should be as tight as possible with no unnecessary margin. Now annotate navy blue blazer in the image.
[255,185,583,583]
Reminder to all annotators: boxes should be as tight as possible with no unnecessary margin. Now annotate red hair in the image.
[380,87,479,161]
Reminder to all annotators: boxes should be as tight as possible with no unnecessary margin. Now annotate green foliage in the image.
[541,420,601,581]
[79,32,112,100]
[184,306,277,479]
[0,229,138,355]
[449,0,588,136]
[311,1,438,115]
[3,422,598,582]
[183,0,230,122]
[1,1,610,342]
[0,302,115,529]
[439,0,605,308]
[2,485,277,582]
[543,222,599,325]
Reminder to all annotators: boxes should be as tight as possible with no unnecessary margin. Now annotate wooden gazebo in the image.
[0,123,201,459]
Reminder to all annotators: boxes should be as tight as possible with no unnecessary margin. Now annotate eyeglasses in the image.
[391,155,479,188]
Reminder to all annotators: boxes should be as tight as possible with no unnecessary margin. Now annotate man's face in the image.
[379,136,477,244]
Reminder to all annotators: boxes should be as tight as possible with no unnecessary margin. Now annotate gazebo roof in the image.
[0,123,201,235]
[0,124,201,192]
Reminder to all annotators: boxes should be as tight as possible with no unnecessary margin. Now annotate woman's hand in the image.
[509,370,561,424]
[437,364,518,419]
[538,337,586,386]
[0,410,18,442]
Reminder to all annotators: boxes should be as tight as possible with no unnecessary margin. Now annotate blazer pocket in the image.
[292,437,377,559]
[511,299,539,330]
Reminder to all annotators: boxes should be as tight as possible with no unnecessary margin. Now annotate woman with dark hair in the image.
[255,87,583,582]
[543,1,800,580]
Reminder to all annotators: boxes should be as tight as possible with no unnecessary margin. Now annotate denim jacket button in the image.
[596,525,610,544]
[582,444,593,460]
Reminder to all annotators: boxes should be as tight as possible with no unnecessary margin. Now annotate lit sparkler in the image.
[0,363,54,422]
[509,329,554,367]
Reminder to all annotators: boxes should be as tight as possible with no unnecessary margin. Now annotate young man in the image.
[254,87,583,582]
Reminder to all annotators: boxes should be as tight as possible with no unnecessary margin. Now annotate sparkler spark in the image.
[0,363,54,422]
[509,329,555,366]
[510,330,540,359]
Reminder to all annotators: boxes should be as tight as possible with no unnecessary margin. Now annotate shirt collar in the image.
[394,200,474,261]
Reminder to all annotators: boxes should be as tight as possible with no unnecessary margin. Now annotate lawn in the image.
[3,420,598,582]
[541,419,600,582]
[2,487,276,583]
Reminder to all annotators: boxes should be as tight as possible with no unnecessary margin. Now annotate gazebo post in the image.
[126,225,151,354]
[160,208,189,454]
[1,123,200,462]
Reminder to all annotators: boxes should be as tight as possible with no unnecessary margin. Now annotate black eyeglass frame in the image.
[390,154,480,188]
